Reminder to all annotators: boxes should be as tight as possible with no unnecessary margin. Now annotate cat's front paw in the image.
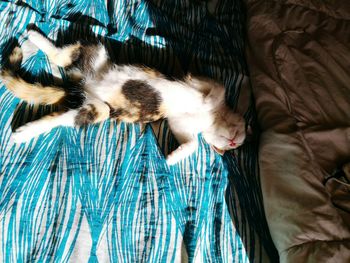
[12,126,36,143]
[166,145,182,165]
[166,142,198,166]
[166,146,185,166]
[166,153,179,166]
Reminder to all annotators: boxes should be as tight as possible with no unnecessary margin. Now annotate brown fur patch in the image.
[120,113,141,123]
[75,104,98,125]
[142,67,162,79]
[121,79,163,123]
[47,43,82,68]
[109,107,124,118]
[108,104,143,123]
[8,47,23,70]
[70,44,82,62]
[75,101,110,125]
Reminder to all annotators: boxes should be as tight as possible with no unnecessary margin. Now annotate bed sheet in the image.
[0,1,276,262]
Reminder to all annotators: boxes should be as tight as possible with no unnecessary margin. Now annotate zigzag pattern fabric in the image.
[0,1,277,262]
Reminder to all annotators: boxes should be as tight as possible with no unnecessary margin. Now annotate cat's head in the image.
[203,107,247,155]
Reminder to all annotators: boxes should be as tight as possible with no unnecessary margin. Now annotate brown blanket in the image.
[245,0,350,262]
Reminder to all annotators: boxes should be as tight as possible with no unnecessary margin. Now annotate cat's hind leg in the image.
[13,99,110,143]
[12,109,78,143]
[27,29,81,68]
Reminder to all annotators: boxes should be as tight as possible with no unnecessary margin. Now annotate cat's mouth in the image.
[212,138,243,155]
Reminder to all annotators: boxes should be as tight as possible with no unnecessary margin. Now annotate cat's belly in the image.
[169,111,214,134]
[155,81,208,115]
[109,104,164,123]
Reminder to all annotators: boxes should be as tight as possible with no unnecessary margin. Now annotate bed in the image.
[0,0,277,262]
[245,0,350,261]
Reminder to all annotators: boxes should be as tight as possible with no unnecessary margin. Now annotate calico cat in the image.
[1,29,246,165]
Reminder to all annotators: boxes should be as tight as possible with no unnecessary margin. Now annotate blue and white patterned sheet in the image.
[0,1,277,262]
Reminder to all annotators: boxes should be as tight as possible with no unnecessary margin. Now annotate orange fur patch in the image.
[1,71,65,104]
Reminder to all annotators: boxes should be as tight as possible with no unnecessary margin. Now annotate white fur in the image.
[89,67,211,116]
[12,110,78,143]
[27,30,79,67]
[166,140,198,165]
[92,45,109,72]
[11,32,246,164]
[85,65,149,101]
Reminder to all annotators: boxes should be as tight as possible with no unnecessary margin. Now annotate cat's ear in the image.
[245,125,253,142]
[212,145,225,156]
[247,125,253,136]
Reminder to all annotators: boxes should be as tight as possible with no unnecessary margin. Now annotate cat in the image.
[0,28,246,165]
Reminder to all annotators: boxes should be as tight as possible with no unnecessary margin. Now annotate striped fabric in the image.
[0,1,277,262]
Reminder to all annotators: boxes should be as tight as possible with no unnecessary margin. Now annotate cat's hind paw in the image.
[12,125,36,144]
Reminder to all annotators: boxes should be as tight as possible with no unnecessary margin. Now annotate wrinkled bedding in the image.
[245,0,350,262]
[0,1,277,262]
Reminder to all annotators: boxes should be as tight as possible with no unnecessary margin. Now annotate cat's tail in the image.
[1,46,66,105]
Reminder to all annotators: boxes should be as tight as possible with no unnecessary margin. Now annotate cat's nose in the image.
[229,139,236,147]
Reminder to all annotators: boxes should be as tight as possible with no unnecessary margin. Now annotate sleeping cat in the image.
[1,29,246,165]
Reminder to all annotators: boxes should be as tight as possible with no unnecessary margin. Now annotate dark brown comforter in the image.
[245,0,350,261]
